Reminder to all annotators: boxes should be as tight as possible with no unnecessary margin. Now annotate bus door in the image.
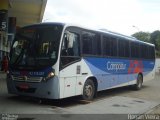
[59,30,81,98]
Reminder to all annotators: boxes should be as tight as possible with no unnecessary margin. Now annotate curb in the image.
[135,104,160,119]
[146,104,160,114]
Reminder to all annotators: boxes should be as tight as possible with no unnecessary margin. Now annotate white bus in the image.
[7,22,155,100]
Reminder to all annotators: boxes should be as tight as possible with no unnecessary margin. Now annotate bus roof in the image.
[98,28,154,47]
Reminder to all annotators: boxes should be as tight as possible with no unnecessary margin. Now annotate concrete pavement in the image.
[66,96,159,114]
[0,72,7,96]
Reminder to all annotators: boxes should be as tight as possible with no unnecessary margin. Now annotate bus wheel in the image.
[82,79,95,101]
[133,74,143,90]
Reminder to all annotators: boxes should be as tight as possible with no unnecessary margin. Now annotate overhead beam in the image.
[39,0,47,22]
[8,0,47,27]
[10,0,43,4]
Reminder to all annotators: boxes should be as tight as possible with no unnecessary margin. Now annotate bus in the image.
[7,22,155,100]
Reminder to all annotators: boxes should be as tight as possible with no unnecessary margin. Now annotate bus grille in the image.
[11,75,42,83]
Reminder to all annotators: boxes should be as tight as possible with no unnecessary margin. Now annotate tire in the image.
[82,79,95,101]
[133,74,143,90]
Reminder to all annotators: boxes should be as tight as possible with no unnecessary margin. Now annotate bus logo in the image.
[107,61,126,71]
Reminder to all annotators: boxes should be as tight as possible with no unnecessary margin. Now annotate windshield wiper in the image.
[12,49,25,66]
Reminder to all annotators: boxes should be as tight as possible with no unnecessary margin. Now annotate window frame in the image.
[81,30,101,56]
[102,35,118,57]
[118,38,130,58]
[60,27,81,69]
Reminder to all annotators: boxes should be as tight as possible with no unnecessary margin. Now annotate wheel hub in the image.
[85,85,93,97]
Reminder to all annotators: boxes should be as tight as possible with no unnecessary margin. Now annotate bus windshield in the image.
[10,25,63,70]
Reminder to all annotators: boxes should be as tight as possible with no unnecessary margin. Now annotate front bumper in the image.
[6,76,60,99]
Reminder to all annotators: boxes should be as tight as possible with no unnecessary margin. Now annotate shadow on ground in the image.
[6,85,150,108]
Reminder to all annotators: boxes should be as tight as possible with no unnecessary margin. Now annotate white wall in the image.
[155,58,160,73]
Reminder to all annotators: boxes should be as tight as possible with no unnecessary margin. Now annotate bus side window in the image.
[61,31,80,68]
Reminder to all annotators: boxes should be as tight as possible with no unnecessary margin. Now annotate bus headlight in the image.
[43,72,55,81]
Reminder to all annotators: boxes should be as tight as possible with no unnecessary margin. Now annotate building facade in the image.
[0,0,47,70]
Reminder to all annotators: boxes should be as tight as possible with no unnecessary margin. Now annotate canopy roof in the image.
[8,0,47,27]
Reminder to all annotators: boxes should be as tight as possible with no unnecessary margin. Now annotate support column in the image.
[0,0,9,69]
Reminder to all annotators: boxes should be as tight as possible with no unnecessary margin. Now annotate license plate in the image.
[19,84,29,89]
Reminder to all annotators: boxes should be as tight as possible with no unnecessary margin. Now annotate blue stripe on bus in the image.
[84,57,154,74]
[83,57,155,90]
